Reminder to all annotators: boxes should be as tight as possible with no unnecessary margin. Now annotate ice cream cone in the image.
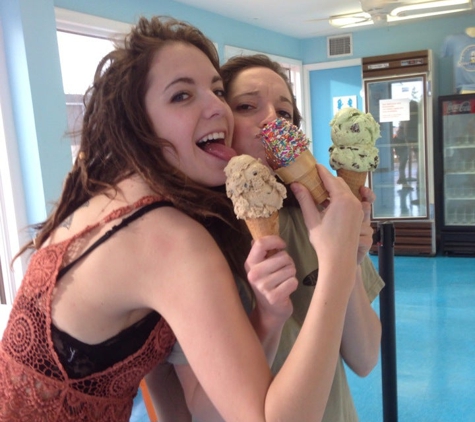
[274,150,329,205]
[245,211,280,257]
[337,168,367,200]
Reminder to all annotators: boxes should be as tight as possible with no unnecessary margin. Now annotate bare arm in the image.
[172,237,299,422]
[146,236,298,422]
[141,165,363,422]
[246,237,298,364]
[340,265,382,376]
[144,363,192,422]
[340,185,382,376]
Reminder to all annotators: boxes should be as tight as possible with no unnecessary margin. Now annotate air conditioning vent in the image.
[327,34,352,58]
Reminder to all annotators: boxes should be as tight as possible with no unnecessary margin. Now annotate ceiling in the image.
[174,0,473,39]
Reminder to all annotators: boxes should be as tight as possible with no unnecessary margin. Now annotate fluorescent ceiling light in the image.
[389,0,472,20]
[329,0,472,28]
[329,12,373,28]
[388,6,471,21]
[390,0,471,17]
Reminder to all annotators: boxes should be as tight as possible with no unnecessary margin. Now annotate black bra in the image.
[52,201,172,379]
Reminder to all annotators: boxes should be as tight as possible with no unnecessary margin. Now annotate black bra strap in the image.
[57,201,173,280]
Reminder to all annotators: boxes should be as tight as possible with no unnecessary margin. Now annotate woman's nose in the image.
[204,93,228,119]
[260,106,278,127]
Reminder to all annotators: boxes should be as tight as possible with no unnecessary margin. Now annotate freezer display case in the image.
[363,50,436,256]
[437,94,475,256]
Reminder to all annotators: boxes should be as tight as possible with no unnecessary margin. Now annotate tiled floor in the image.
[348,254,475,422]
[131,254,475,421]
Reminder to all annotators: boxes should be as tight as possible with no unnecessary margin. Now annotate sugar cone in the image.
[245,211,280,257]
[274,150,329,205]
[337,168,367,200]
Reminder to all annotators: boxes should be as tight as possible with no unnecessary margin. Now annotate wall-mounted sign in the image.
[332,95,357,115]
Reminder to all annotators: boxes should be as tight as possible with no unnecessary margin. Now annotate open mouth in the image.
[197,132,226,151]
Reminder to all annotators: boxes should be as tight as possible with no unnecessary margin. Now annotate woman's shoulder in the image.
[140,202,210,239]
[129,202,224,271]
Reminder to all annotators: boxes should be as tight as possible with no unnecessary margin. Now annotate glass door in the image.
[440,96,475,227]
[365,75,428,220]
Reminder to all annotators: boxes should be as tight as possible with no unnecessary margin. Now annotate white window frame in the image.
[55,8,132,40]
[0,21,29,306]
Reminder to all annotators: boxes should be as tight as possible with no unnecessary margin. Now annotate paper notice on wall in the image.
[379,98,410,122]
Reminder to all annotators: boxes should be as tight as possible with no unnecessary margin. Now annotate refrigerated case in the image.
[362,50,436,256]
[437,94,475,256]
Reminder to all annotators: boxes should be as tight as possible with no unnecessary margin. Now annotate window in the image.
[55,8,131,160]
[56,31,115,159]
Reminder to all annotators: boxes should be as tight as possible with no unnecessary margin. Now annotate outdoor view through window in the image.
[56,31,114,160]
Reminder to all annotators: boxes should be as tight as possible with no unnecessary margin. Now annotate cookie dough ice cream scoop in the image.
[225,154,287,256]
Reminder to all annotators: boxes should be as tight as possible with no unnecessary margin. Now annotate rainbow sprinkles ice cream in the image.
[260,118,329,205]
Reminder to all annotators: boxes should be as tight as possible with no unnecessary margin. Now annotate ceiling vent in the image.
[327,34,353,58]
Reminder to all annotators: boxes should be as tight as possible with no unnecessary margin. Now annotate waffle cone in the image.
[245,211,280,257]
[275,150,329,204]
[337,169,367,200]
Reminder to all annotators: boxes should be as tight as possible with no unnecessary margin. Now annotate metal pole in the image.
[376,222,398,422]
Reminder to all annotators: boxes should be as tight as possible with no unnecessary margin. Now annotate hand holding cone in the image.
[336,169,367,201]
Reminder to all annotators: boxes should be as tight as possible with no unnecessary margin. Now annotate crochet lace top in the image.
[0,197,176,421]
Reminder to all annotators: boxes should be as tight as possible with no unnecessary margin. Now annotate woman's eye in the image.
[171,92,190,103]
[235,104,254,112]
[279,110,292,120]
[214,89,226,98]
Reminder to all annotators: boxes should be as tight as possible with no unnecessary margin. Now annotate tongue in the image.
[202,143,237,162]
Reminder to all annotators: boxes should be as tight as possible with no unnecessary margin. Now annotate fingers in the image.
[290,182,321,231]
[247,247,296,287]
[245,236,287,270]
[360,186,376,204]
[317,163,350,193]
[253,274,298,307]
[357,194,374,263]
[246,245,298,320]
[361,200,372,224]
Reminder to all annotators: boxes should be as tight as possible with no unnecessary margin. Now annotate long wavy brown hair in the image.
[16,16,250,278]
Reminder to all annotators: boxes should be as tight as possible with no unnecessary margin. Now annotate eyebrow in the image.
[164,75,223,92]
[230,90,292,105]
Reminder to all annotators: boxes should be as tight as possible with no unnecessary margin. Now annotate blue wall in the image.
[55,0,303,62]
[302,13,475,97]
[0,0,70,224]
[1,0,474,226]
[310,65,363,166]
